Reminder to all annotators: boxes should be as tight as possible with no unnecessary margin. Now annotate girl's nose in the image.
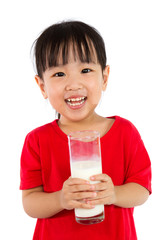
[65,77,83,91]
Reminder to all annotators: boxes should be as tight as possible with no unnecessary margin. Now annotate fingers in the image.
[66,177,90,186]
[64,177,95,193]
[90,174,111,182]
[61,177,97,210]
[70,191,97,200]
[68,200,95,210]
[87,195,114,206]
[61,175,116,210]
[89,174,112,191]
[68,183,96,193]
[88,174,116,205]
[85,188,115,206]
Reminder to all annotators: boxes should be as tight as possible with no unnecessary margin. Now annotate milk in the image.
[71,160,104,218]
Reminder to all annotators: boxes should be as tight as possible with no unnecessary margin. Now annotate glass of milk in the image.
[68,130,104,225]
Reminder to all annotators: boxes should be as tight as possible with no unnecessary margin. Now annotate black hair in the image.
[33,20,107,79]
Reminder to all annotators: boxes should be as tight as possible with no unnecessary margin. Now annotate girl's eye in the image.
[81,68,92,74]
[54,72,65,77]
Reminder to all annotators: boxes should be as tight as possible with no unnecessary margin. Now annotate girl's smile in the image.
[65,95,87,109]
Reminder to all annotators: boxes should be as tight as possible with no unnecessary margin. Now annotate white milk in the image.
[71,160,104,218]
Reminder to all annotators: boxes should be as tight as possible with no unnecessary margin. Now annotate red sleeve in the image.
[124,124,152,194]
[20,131,43,190]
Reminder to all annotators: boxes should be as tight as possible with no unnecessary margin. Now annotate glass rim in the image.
[68,130,100,141]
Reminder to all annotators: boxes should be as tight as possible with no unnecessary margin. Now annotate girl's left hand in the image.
[86,174,116,206]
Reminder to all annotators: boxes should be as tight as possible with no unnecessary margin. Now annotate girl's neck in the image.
[58,113,115,138]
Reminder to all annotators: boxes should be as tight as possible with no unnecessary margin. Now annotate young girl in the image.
[20,21,152,240]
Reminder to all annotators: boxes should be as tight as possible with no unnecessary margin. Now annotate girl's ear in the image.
[35,75,48,99]
[102,65,110,91]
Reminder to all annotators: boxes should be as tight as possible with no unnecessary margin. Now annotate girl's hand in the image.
[86,174,116,206]
[60,177,97,210]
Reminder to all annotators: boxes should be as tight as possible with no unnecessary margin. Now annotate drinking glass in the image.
[68,130,104,225]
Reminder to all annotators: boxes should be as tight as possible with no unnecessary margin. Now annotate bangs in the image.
[46,36,96,68]
[34,21,106,78]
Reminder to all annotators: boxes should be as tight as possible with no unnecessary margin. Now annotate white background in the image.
[0,0,159,239]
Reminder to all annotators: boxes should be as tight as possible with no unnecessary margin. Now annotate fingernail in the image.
[90,176,95,180]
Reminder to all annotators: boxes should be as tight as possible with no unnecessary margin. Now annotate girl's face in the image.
[35,47,110,124]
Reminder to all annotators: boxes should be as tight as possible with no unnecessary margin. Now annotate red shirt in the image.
[20,116,152,240]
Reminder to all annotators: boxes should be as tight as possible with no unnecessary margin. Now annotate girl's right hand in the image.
[60,177,97,210]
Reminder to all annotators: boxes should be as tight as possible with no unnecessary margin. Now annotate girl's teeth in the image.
[67,97,85,102]
[65,96,86,107]
[67,99,85,106]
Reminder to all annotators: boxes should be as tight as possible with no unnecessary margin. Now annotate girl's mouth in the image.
[65,96,87,108]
